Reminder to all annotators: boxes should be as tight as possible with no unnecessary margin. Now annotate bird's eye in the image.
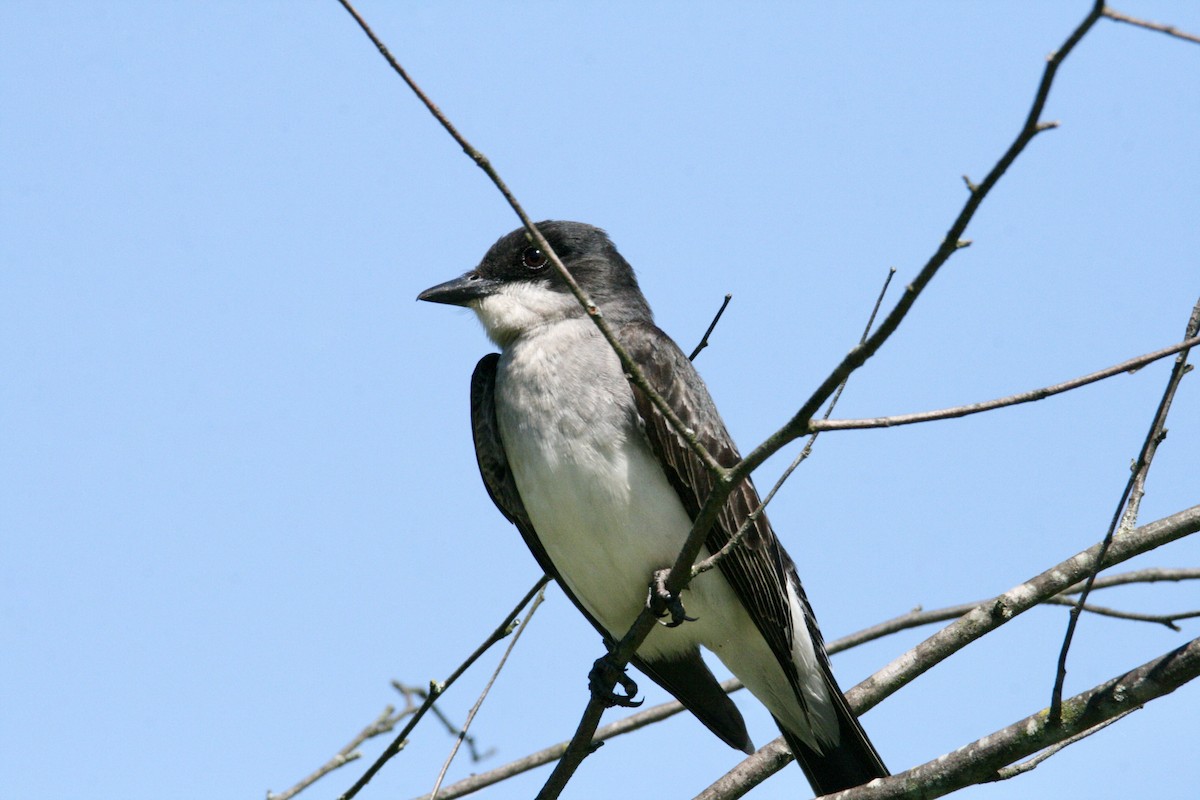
[521,246,547,270]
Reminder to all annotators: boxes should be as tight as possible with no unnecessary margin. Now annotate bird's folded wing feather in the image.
[620,321,821,712]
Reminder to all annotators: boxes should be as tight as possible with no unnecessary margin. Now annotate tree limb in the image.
[698,637,1200,800]
[694,504,1200,792]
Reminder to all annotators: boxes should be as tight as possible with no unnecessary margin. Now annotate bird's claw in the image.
[588,656,643,708]
[648,568,697,628]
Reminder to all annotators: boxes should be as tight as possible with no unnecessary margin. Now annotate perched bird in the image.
[418,221,887,795]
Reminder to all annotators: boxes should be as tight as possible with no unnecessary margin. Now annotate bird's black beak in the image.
[416,271,498,307]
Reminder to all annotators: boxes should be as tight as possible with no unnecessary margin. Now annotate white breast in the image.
[495,319,693,641]
[493,319,836,748]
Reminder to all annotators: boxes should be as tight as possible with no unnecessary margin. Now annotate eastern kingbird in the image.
[418,221,887,795]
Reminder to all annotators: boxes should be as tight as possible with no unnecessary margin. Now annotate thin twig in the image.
[1050,298,1200,723]
[1103,7,1200,45]
[330,3,732,792]
[410,677,739,800]
[689,294,733,361]
[1042,596,1200,631]
[268,706,402,800]
[1062,566,1200,593]
[337,576,550,800]
[836,587,1200,654]
[812,334,1200,432]
[694,267,896,578]
[991,709,1137,780]
[328,5,744,763]
[392,683,493,762]
[829,565,1200,652]
[430,586,548,798]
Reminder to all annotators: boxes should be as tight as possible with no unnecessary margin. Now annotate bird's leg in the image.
[648,567,697,628]
[588,654,643,708]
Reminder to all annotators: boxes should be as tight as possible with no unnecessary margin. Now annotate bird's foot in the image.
[588,655,643,708]
[648,568,697,628]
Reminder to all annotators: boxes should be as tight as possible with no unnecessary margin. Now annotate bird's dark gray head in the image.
[417,221,652,346]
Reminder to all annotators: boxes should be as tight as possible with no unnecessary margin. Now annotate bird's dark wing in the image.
[469,353,752,753]
[620,322,888,792]
[470,354,558,579]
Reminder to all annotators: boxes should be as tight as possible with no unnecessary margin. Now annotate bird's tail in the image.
[775,691,888,797]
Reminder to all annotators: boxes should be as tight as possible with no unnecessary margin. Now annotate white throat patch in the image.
[473,281,583,347]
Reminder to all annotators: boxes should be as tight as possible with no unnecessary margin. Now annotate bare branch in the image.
[1063,566,1200,593]
[1041,596,1200,632]
[430,586,548,798]
[729,1,1107,486]
[391,683,492,763]
[694,267,896,578]
[812,334,1200,432]
[268,706,401,800]
[410,678,739,800]
[695,505,1200,790]
[689,294,733,361]
[336,576,550,800]
[1051,297,1200,722]
[698,637,1200,800]
[1104,7,1200,45]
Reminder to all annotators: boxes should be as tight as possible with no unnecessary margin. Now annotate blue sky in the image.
[3,3,1198,799]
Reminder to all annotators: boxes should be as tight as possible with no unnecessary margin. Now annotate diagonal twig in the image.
[268,706,403,800]
[1050,297,1200,722]
[990,709,1136,781]
[392,683,492,763]
[694,267,896,578]
[336,576,550,800]
[429,586,548,798]
[689,294,733,361]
